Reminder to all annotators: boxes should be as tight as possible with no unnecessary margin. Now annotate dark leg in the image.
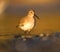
[24,31,29,35]
[24,31,30,38]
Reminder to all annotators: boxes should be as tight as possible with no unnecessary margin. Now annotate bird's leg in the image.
[24,31,29,37]
[24,31,29,35]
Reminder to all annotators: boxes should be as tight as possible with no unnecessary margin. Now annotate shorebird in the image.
[16,10,39,35]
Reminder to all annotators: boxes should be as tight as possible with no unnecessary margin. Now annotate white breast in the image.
[19,17,34,31]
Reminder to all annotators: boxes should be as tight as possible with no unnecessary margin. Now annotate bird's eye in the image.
[31,12,32,13]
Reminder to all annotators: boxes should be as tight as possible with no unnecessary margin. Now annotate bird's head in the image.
[28,10,34,17]
[28,9,40,19]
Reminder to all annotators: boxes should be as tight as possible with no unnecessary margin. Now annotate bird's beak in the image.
[34,14,39,19]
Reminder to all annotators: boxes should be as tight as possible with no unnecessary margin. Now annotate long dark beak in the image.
[34,14,39,19]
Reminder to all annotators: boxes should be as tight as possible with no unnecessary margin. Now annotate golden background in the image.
[0,0,60,35]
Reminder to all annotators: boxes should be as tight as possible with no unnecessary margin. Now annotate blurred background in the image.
[0,0,60,52]
[0,0,60,35]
